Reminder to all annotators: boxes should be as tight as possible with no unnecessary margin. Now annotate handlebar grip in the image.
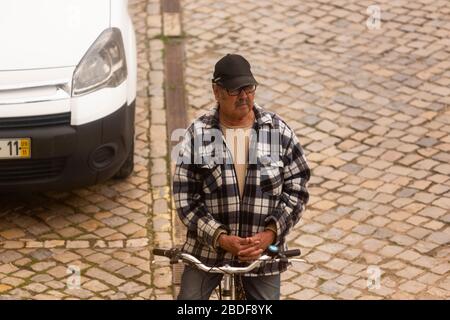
[281,249,301,257]
[153,248,172,257]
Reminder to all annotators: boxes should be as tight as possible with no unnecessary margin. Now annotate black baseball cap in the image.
[212,54,258,90]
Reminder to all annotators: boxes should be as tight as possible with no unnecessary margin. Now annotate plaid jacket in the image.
[173,103,310,276]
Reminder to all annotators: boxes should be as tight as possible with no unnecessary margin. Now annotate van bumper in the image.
[0,101,135,193]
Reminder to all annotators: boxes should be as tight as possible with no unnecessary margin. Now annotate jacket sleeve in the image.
[172,127,229,251]
[265,130,310,245]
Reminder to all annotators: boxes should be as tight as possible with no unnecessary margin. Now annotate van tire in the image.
[114,140,134,179]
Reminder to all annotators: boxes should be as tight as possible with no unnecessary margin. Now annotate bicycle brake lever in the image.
[279,254,289,264]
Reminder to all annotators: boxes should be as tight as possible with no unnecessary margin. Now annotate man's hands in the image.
[218,235,262,261]
[250,230,276,252]
[218,230,276,262]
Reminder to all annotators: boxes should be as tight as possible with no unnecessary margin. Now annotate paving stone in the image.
[1,277,25,287]
[411,256,438,271]
[396,266,426,280]
[399,280,427,294]
[372,227,395,240]
[53,252,81,264]
[426,286,449,299]
[325,258,351,271]
[312,200,337,211]
[416,273,441,287]
[65,288,94,299]
[0,229,26,240]
[397,250,422,262]
[361,239,388,252]
[342,263,367,275]
[293,274,320,289]
[46,266,70,279]
[338,288,362,300]
[126,238,149,248]
[290,288,319,300]
[66,241,90,249]
[320,227,346,240]
[317,243,347,254]
[390,234,417,246]
[0,0,449,301]
[294,234,324,247]
[153,267,172,288]
[0,263,19,274]
[412,241,440,255]
[281,282,301,296]
[333,219,358,231]
[335,274,358,286]
[423,220,445,231]
[366,217,391,228]
[85,268,125,287]
[24,283,48,293]
[31,274,54,283]
[0,284,13,293]
[311,294,335,300]
[340,233,365,246]
[379,245,404,257]
[116,266,142,279]
[319,280,346,295]
[0,251,22,264]
[340,248,363,260]
[419,207,446,219]
[304,250,331,263]
[102,216,128,228]
[118,223,143,235]
[352,224,376,236]
[426,231,450,245]
[12,270,34,279]
[153,199,169,214]
[431,263,450,275]
[118,281,146,295]
[30,262,56,272]
[310,268,339,281]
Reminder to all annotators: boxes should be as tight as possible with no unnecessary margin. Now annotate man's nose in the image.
[238,88,248,98]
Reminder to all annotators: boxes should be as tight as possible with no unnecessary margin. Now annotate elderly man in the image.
[173,54,310,300]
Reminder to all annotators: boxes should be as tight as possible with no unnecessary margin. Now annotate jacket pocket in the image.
[260,161,284,196]
[200,163,223,194]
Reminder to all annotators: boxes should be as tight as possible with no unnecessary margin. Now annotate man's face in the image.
[213,84,256,120]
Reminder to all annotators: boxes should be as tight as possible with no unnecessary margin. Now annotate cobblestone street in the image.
[0,0,173,299]
[182,0,450,299]
[1,0,449,300]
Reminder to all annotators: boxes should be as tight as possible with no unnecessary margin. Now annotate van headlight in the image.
[72,28,127,97]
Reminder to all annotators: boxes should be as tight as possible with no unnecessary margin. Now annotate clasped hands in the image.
[218,230,275,261]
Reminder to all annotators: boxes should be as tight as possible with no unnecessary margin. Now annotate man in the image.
[173,54,310,300]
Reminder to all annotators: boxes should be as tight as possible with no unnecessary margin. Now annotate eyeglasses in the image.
[222,85,257,96]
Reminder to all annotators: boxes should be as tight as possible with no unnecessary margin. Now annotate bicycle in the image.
[152,245,305,300]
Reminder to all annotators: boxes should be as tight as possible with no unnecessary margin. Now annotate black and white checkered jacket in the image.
[173,104,310,276]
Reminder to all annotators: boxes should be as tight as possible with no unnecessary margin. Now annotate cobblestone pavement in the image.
[181,0,450,299]
[1,0,449,300]
[0,0,174,299]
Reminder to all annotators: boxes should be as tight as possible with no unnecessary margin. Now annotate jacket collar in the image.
[204,103,273,129]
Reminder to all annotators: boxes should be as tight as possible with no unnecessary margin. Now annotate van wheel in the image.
[114,140,134,179]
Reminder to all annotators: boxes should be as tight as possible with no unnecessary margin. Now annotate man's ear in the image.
[212,84,220,101]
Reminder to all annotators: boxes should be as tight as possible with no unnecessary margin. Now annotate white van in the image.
[0,0,137,192]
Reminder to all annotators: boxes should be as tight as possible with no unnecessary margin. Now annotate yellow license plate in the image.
[0,138,31,159]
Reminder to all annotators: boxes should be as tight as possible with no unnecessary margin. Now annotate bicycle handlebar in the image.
[152,247,305,274]
[153,248,172,257]
[282,249,301,257]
